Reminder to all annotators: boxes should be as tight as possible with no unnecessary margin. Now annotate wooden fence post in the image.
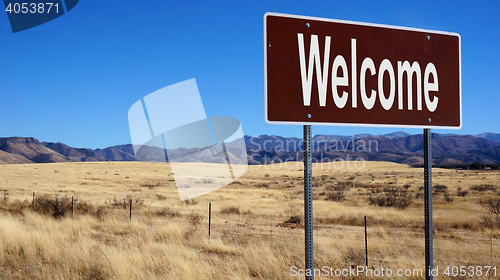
[208,202,212,241]
[129,199,132,219]
[365,216,368,267]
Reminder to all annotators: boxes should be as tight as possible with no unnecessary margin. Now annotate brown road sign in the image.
[264,13,461,129]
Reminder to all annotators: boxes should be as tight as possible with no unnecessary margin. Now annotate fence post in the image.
[208,202,212,241]
[490,233,493,280]
[317,225,320,254]
[365,216,368,267]
[32,191,35,208]
[129,199,132,220]
[270,214,273,247]
[3,190,6,200]
[71,196,74,217]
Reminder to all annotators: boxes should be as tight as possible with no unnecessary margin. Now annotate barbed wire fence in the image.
[1,188,500,271]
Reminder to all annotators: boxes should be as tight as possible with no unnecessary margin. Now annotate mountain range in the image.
[0,132,499,166]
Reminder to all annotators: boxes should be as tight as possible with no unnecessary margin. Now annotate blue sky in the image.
[1,1,499,149]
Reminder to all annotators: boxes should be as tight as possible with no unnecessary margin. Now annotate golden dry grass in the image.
[0,161,499,279]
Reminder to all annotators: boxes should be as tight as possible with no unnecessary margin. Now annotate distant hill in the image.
[0,137,66,163]
[476,132,500,143]
[0,149,32,164]
[0,137,131,164]
[357,134,498,154]
[41,142,105,162]
[243,133,500,166]
[0,132,498,166]
[380,131,411,139]
[94,145,138,161]
[463,145,500,163]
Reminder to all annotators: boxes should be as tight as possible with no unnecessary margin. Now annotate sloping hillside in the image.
[0,133,498,165]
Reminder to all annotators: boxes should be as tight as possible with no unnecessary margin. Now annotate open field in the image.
[1,161,500,279]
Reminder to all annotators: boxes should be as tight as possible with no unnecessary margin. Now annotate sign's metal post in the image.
[303,125,313,280]
[424,128,433,280]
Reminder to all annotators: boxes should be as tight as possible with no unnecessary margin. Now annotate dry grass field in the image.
[0,161,500,279]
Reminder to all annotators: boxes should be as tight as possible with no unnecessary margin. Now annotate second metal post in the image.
[304,125,313,280]
[424,128,433,279]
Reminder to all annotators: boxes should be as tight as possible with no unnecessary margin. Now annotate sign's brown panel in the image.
[264,13,461,128]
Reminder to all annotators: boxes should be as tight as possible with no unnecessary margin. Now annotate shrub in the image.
[284,215,301,224]
[283,193,300,215]
[444,192,453,203]
[469,162,482,170]
[325,191,346,202]
[343,249,365,265]
[480,215,500,228]
[457,190,469,197]
[182,198,198,206]
[32,195,93,218]
[338,214,360,226]
[0,199,30,215]
[34,196,68,218]
[107,198,126,208]
[156,207,180,217]
[220,206,240,214]
[337,180,355,190]
[434,184,448,193]
[327,180,354,192]
[107,196,144,209]
[471,184,497,192]
[367,187,413,209]
[72,198,94,214]
[259,182,270,188]
[141,184,156,189]
[94,208,105,221]
[479,198,500,216]
[184,212,203,239]
[188,212,203,226]
[156,194,167,200]
[127,195,144,206]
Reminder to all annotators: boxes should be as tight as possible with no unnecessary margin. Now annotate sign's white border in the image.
[264,12,462,129]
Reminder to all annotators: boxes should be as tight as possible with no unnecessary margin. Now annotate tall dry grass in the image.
[0,210,295,279]
[0,161,499,279]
